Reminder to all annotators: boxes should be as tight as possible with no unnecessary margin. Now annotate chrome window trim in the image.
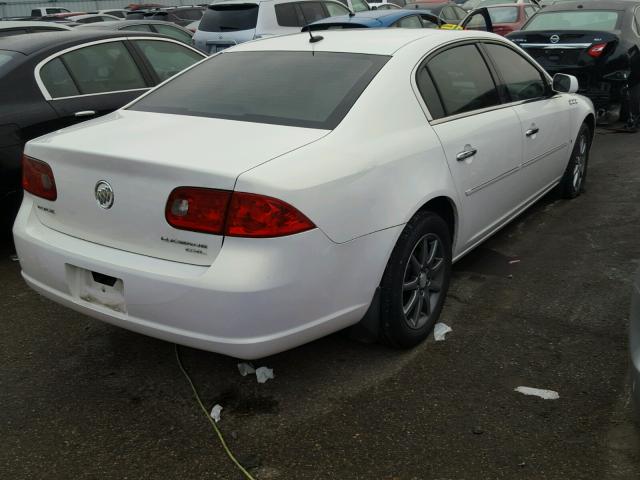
[34,36,205,101]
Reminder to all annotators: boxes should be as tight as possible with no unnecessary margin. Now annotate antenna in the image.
[308,28,324,43]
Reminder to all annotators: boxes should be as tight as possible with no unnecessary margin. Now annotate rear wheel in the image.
[559,122,591,199]
[380,210,452,348]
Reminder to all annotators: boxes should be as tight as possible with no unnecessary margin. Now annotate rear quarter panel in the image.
[234,52,460,246]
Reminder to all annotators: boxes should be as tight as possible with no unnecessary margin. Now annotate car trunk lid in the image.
[25,110,327,266]
[509,30,620,71]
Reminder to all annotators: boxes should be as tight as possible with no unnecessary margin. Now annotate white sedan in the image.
[13,29,594,359]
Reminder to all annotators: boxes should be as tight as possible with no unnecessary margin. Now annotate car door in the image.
[36,40,153,128]
[482,41,571,198]
[415,42,523,250]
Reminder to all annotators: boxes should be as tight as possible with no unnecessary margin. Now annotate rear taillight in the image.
[165,187,231,234]
[587,42,607,58]
[165,187,315,237]
[22,155,57,201]
[225,192,315,238]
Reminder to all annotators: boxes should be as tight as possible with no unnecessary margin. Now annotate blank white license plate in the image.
[66,264,126,314]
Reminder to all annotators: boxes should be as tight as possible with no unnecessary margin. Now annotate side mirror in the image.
[552,73,579,94]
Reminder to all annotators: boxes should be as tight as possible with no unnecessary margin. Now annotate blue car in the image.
[302,9,444,31]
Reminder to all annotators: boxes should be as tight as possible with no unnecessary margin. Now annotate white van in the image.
[193,0,357,54]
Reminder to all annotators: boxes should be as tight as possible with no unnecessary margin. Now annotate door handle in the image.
[74,110,96,118]
[526,127,539,137]
[456,146,477,162]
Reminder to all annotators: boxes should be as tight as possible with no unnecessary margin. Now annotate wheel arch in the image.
[412,195,458,252]
[584,113,596,140]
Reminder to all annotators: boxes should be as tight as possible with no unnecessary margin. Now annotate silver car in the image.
[631,267,640,417]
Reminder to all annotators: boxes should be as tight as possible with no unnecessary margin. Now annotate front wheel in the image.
[379,210,452,348]
[559,122,591,199]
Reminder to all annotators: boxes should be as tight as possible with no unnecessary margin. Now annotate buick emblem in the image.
[95,180,114,209]
[550,34,560,44]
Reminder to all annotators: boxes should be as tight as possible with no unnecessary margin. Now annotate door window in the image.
[300,2,328,23]
[59,41,146,95]
[524,6,535,17]
[275,3,304,26]
[351,0,369,12]
[120,24,153,32]
[325,1,350,16]
[393,15,423,28]
[422,44,499,118]
[484,43,546,101]
[135,40,203,82]
[153,24,192,43]
[39,57,80,98]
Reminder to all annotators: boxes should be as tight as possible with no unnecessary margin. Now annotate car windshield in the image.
[129,51,390,129]
[524,10,620,31]
[198,4,259,32]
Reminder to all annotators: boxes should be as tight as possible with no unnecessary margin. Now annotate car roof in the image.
[233,28,499,55]
[77,19,189,29]
[308,10,418,27]
[0,29,167,55]
[0,21,73,29]
[541,0,634,11]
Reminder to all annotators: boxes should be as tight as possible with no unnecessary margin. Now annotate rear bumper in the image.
[13,196,398,359]
[631,274,640,419]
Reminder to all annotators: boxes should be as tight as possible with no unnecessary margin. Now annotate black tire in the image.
[380,210,452,348]
[559,122,591,199]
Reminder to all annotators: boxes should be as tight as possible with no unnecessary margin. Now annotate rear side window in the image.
[325,2,350,16]
[58,41,146,95]
[199,4,259,32]
[421,44,499,118]
[484,43,546,101]
[130,51,389,129]
[154,24,192,43]
[39,57,80,98]
[135,40,203,82]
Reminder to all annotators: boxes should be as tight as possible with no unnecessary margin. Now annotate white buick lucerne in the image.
[14,29,595,359]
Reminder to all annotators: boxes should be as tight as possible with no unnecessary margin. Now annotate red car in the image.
[463,3,538,36]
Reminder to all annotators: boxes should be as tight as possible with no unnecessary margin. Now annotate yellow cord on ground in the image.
[174,344,257,480]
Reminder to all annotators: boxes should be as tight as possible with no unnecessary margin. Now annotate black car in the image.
[507,0,640,127]
[0,30,205,225]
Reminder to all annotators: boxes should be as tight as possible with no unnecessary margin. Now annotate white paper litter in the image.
[433,322,452,341]
[237,362,256,377]
[509,259,521,264]
[210,404,223,422]
[514,386,559,400]
[255,366,275,384]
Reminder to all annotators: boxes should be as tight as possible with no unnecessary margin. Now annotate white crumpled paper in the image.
[255,366,275,384]
[433,322,452,341]
[237,362,256,377]
[210,404,223,422]
[514,386,559,400]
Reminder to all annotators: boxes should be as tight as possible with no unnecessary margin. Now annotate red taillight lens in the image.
[587,42,607,58]
[226,192,315,238]
[164,188,315,237]
[165,187,231,234]
[22,155,57,201]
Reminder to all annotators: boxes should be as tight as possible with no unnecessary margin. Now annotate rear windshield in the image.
[524,10,620,31]
[198,4,259,32]
[129,51,389,129]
